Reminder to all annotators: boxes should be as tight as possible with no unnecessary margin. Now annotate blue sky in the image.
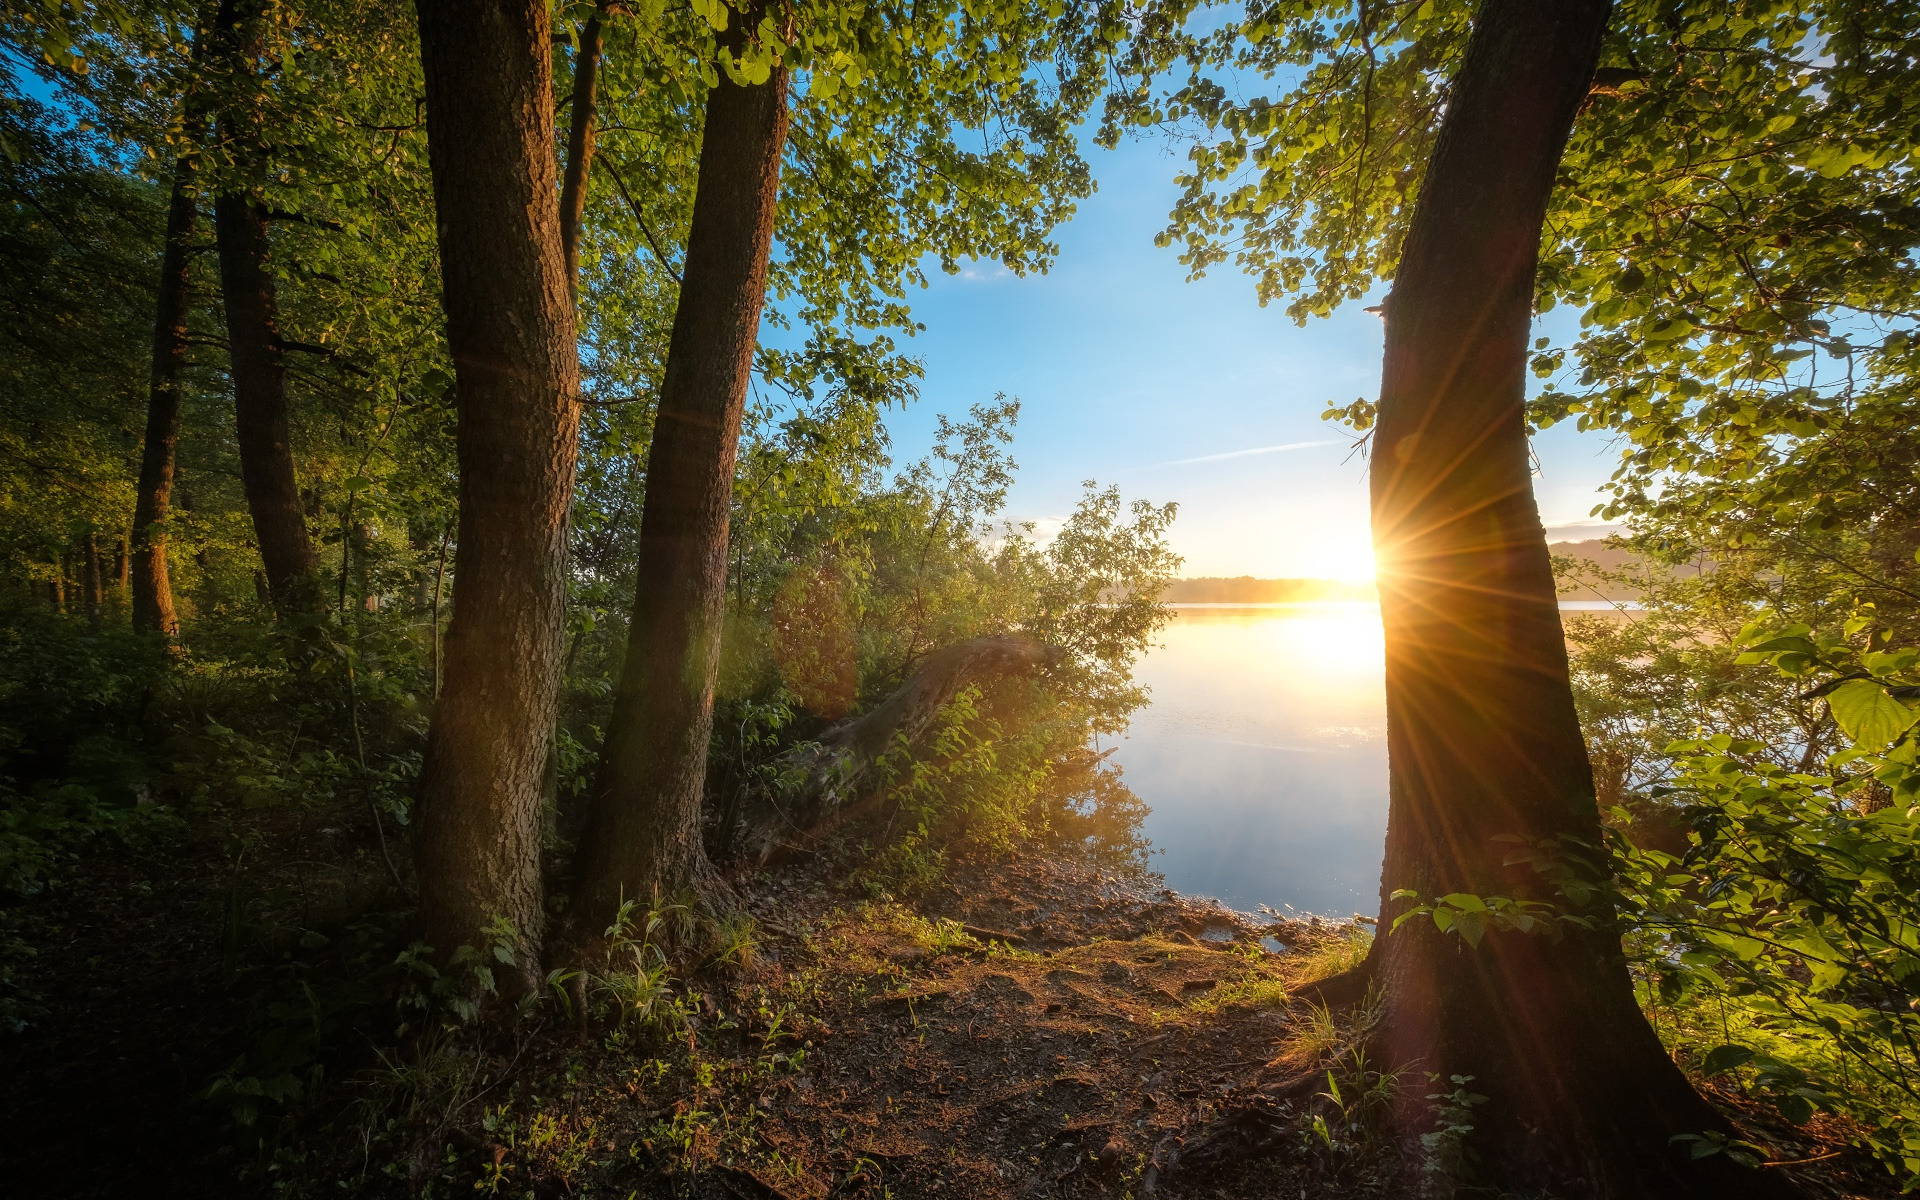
[868,131,1625,579]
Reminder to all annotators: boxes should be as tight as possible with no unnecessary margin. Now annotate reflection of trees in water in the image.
[1039,746,1152,871]
[856,681,1157,888]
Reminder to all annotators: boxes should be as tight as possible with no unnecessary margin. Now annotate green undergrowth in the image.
[1576,609,1920,1185]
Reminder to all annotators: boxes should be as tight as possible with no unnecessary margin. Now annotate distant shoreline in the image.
[1165,540,1680,605]
[1161,577,1377,603]
[1163,599,1643,611]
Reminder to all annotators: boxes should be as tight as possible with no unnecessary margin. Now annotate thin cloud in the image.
[1133,440,1337,470]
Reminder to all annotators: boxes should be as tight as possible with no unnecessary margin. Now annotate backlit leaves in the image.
[1827,680,1918,751]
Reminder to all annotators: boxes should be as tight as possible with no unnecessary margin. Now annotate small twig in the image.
[1761,1149,1844,1168]
[599,154,683,284]
[276,337,373,377]
[346,625,404,894]
[261,206,345,231]
[962,923,1024,944]
[368,792,404,893]
[430,526,448,700]
[1794,671,1871,702]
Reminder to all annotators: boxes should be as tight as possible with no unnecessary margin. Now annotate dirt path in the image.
[451,856,1396,1198]
[451,852,1891,1200]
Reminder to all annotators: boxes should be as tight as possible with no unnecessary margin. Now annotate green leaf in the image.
[1701,1044,1754,1076]
[1828,680,1918,750]
[1454,910,1485,947]
[1709,932,1767,962]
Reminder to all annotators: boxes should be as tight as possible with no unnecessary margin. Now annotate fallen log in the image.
[732,634,1055,865]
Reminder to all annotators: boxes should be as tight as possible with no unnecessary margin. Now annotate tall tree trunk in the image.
[1366,2,1797,1195]
[215,194,314,607]
[131,167,197,638]
[541,1,606,845]
[415,0,581,987]
[557,3,606,300]
[571,54,789,936]
[213,0,315,612]
[82,532,104,627]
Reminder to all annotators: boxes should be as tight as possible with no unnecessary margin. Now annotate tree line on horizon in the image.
[1159,576,1378,601]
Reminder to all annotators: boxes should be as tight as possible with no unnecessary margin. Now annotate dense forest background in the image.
[1,0,1918,1197]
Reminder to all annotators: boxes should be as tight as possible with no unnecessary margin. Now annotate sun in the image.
[1305,538,1378,583]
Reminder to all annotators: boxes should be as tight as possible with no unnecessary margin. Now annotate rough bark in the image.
[557,3,605,299]
[542,0,605,842]
[1365,1,1798,1195]
[733,635,1055,863]
[415,0,580,987]
[213,0,315,611]
[130,167,197,638]
[571,51,789,936]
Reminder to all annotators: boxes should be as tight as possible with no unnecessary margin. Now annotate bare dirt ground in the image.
[446,849,1893,1200]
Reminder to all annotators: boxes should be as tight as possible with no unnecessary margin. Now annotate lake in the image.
[1109,602,1389,918]
[1109,600,1635,918]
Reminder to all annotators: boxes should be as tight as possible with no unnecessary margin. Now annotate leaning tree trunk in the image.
[733,635,1055,863]
[537,0,606,815]
[214,194,314,609]
[213,0,315,612]
[571,48,789,937]
[131,166,198,638]
[1365,1,1798,1195]
[415,0,581,989]
[557,1,606,300]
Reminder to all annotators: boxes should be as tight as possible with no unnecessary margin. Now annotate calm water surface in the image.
[1109,599,1639,917]
[1110,602,1390,918]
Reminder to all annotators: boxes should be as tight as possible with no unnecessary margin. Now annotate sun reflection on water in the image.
[1111,602,1390,918]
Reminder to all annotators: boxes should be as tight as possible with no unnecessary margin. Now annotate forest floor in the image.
[0,830,1902,1199]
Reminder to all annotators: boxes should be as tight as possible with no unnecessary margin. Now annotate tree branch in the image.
[598,153,683,285]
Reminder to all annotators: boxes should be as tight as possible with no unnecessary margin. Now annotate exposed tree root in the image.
[1288,954,1377,1011]
[1145,950,1814,1200]
[1143,1067,1328,1194]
